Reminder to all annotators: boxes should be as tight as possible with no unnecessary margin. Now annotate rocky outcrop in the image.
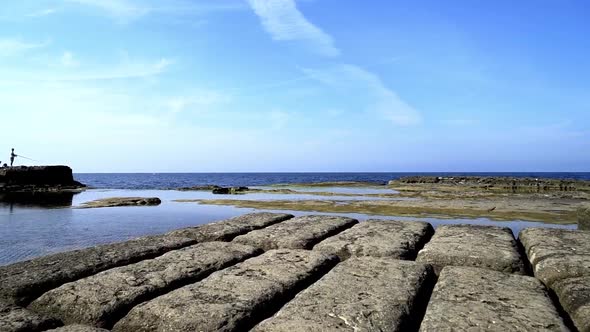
[0,166,85,193]
[390,176,590,192]
[78,197,161,209]
[176,185,221,191]
[0,299,61,332]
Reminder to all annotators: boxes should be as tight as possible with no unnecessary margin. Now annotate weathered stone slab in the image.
[253,257,434,332]
[46,325,109,332]
[519,227,590,286]
[578,205,590,230]
[29,242,260,328]
[314,219,433,260]
[419,266,569,331]
[233,215,358,250]
[416,224,525,274]
[553,276,590,332]
[113,249,338,332]
[166,212,293,241]
[0,299,60,332]
[0,235,196,305]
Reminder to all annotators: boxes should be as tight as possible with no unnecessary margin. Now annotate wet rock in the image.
[578,205,590,230]
[29,242,260,328]
[0,235,196,305]
[233,215,358,250]
[212,186,249,194]
[254,257,434,332]
[78,197,161,209]
[46,325,109,332]
[419,266,568,331]
[112,249,338,332]
[314,219,433,260]
[519,227,590,286]
[552,276,590,332]
[176,185,221,191]
[0,166,86,193]
[166,212,293,242]
[416,224,525,274]
[0,299,60,332]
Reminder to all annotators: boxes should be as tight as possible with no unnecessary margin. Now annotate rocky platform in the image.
[0,166,85,193]
[1,213,588,331]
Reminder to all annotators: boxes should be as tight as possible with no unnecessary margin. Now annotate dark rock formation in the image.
[0,166,85,193]
[212,186,249,194]
[176,185,221,191]
[390,176,590,192]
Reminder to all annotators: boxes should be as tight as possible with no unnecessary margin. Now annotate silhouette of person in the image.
[10,148,17,167]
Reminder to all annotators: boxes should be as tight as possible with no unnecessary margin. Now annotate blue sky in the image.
[1,0,588,172]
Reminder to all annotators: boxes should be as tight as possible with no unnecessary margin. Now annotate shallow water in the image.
[0,187,577,266]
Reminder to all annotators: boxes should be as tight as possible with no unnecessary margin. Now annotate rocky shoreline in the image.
[1,213,588,331]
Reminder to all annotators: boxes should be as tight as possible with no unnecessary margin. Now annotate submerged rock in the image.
[78,197,161,209]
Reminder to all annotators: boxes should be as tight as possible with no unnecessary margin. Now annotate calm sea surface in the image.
[1,172,587,266]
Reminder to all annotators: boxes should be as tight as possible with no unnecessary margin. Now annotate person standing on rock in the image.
[10,148,17,167]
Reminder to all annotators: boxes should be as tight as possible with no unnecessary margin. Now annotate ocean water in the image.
[1,172,586,266]
[75,172,590,190]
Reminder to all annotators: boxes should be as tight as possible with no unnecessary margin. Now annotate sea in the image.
[1,172,588,266]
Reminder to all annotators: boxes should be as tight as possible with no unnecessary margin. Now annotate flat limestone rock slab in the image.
[419,266,569,332]
[166,212,293,241]
[29,242,260,328]
[46,325,109,332]
[78,197,161,209]
[253,257,434,332]
[416,224,525,274]
[0,235,196,305]
[113,249,339,332]
[232,215,358,250]
[519,228,590,286]
[0,299,60,332]
[552,276,590,332]
[314,219,433,260]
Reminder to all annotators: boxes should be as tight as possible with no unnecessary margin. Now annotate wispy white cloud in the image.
[60,51,80,67]
[247,0,340,57]
[303,64,422,126]
[166,90,232,114]
[26,8,58,18]
[0,38,50,56]
[64,0,245,22]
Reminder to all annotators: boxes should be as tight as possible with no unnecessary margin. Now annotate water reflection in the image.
[0,192,76,210]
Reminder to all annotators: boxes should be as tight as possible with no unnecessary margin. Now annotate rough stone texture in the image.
[78,197,161,209]
[419,266,569,332]
[46,325,109,332]
[0,234,196,305]
[0,299,60,332]
[233,215,358,250]
[519,227,590,286]
[253,257,434,332]
[166,212,293,242]
[29,242,260,328]
[416,224,525,274]
[314,219,433,260]
[0,166,85,192]
[553,276,590,332]
[113,249,339,332]
[578,205,590,230]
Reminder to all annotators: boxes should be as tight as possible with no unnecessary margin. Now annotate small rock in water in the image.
[212,187,249,195]
[78,197,161,209]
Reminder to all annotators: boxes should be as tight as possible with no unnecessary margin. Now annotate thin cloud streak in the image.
[247,0,340,57]
[0,38,51,56]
